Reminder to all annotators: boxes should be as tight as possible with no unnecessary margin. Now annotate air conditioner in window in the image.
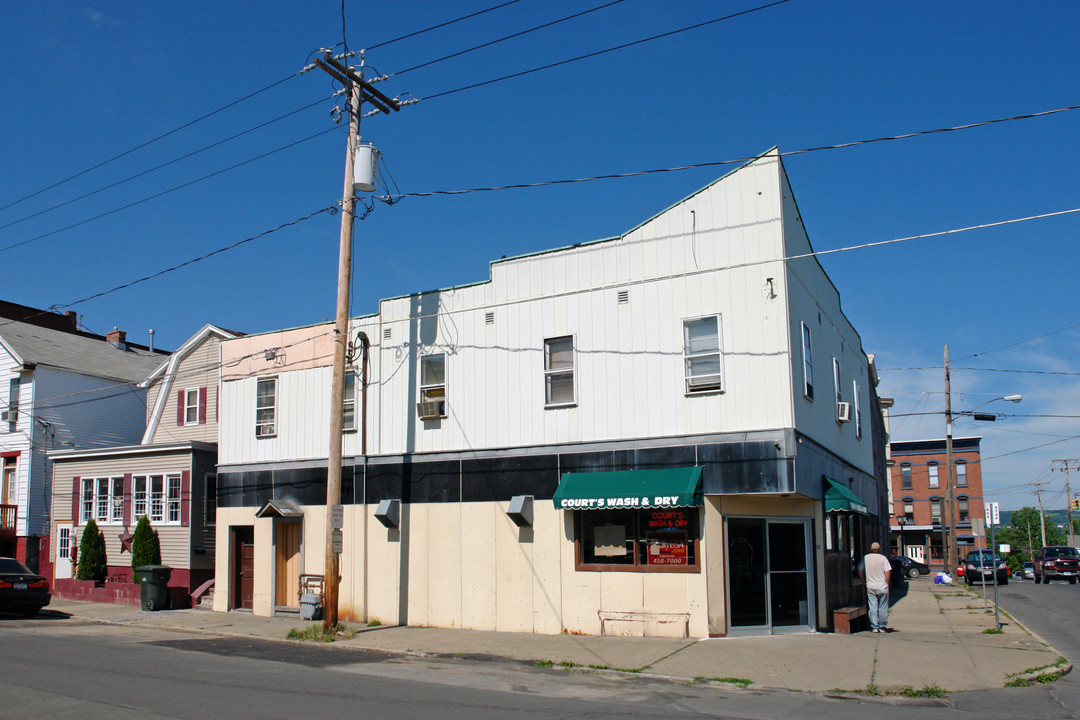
[836,401,852,423]
[1,410,16,423]
[417,400,444,420]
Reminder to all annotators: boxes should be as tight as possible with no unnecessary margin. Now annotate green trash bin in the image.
[135,565,171,611]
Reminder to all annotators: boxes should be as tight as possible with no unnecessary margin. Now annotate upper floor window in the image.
[902,498,914,522]
[955,461,967,487]
[957,495,970,522]
[544,336,575,407]
[929,497,943,524]
[343,371,357,431]
[801,322,814,400]
[683,315,723,393]
[184,388,200,425]
[255,377,277,438]
[901,463,912,490]
[419,354,447,418]
[852,380,862,438]
[928,462,939,488]
[833,358,842,405]
[6,377,18,426]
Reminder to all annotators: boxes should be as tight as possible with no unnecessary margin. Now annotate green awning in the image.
[824,477,869,514]
[553,467,703,510]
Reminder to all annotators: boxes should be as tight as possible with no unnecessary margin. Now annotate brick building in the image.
[889,437,983,570]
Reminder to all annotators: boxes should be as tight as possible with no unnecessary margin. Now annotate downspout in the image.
[358,332,370,620]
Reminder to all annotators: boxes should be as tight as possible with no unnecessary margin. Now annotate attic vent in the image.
[383,328,392,340]
[617,289,629,305]
[485,311,495,325]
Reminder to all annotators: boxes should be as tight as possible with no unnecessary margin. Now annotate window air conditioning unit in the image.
[836,402,852,423]
[417,400,443,420]
[1,410,16,423]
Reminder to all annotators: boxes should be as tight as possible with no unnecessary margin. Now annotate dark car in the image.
[1033,546,1080,584]
[891,555,930,579]
[0,557,50,616]
[963,550,1009,586]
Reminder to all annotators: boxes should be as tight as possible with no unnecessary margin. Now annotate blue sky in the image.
[2,1,1078,509]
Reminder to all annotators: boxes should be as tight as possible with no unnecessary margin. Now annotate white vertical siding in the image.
[218,152,873,476]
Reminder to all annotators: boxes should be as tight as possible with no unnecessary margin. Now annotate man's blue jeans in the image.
[867,588,889,631]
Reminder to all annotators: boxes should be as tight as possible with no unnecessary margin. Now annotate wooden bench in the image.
[598,610,690,637]
[832,605,867,634]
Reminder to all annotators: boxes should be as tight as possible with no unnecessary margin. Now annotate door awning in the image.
[255,498,303,518]
[824,477,869,515]
[553,467,703,510]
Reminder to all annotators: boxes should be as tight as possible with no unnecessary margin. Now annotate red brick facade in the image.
[889,437,984,569]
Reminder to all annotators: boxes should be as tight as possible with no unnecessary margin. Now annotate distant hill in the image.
[1000,509,1072,527]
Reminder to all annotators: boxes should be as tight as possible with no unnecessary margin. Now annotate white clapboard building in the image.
[213,149,888,636]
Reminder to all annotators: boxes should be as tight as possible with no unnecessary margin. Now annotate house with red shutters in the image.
[48,324,239,606]
[0,304,166,572]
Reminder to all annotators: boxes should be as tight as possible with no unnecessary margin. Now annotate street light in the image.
[943,351,1022,575]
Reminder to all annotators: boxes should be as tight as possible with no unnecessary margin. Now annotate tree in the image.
[130,515,161,572]
[76,519,107,583]
[995,506,1065,573]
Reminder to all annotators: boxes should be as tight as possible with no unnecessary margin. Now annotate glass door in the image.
[727,517,813,634]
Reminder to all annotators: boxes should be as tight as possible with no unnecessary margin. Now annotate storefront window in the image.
[576,508,699,572]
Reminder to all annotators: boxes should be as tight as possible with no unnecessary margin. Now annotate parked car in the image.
[0,557,51,617]
[1022,561,1035,580]
[1033,546,1080,584]
[963,550,1009,585]
[891,555,930,579]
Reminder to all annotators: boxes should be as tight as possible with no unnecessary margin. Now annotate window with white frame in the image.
[95,478,110,522]
[183,388,200,425]
[683,315,723,393]
[7,377,18,425]
[147,475,165,523]
[205,473,217,525]
[852,379,862,438]
[133,476,148,519]
[544,336,575,407]
[82,478,94,522]
[167,474,181,523]
[930,497,943,524]
[902,498,914,522]
[419,354,447,417]
[957,496,970,522]
[901,463,912,490]
[928,462,939,488]
[801,322,814,400]
[255,377,277,438]
[110,477,123,523]
[343,371,357,431]
[955,461,967,487]
[833,358,844,421]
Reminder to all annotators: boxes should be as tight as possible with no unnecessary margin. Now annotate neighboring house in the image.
[214,149,889,636]
[47,325,239,606]
[889,436,984,569]
[0,311,165,571]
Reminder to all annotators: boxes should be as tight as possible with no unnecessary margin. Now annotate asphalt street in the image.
[1,608,1079,720]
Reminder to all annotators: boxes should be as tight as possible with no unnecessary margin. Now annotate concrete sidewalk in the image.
[42,578,1068,694]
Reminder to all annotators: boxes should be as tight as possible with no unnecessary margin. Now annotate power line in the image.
[0,126,340,255]
[384,0,631,78]
[366,0,526,50]
[421,0,794,101]
[384,104,1080,200]
[881,366,1080,376]
[0,95,336,235]
[0,75,298,215]
[956,322,1080,361]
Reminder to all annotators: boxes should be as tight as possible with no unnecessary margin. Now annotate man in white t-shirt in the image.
[860,541,892,633]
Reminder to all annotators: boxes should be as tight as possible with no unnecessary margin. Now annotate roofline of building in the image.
[47,441,216,461]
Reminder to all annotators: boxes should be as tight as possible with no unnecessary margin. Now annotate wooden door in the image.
[274,523,301,607]
[233,527,254,610]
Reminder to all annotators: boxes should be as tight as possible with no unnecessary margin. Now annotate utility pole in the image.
[944,344,955,575]
[1031,480,1049,549]
[313,51,399,629]
[1052,458,1080,548]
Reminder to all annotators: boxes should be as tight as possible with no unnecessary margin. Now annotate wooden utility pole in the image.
[313,51,399,629]
[1031,480,1049,549]
[944,344,955,575]
[1052,458,1080,547]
